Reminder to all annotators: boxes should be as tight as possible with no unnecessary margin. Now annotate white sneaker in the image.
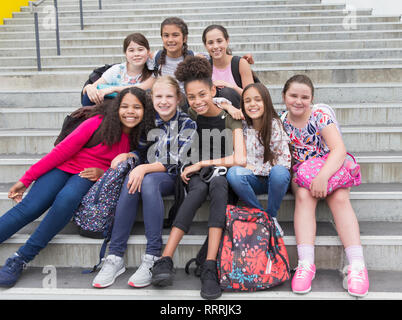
[128,254,160,288]
[92,254,125,288]
[272,217,284,237]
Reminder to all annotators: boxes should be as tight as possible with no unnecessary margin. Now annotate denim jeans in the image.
[226,165,290,217]
[0,168,94,262]
[108,172,176,257]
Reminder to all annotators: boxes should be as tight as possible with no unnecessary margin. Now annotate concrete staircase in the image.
[0,0,402,300]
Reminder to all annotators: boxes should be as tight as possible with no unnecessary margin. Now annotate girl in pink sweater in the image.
[0,87,155,288]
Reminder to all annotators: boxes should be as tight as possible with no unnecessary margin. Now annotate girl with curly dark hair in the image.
[151,56,247,300]
[0,87,153,288]
[92,76,197,289]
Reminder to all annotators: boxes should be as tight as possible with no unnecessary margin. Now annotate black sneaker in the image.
[151,256,175,287]
[200,260,222,300]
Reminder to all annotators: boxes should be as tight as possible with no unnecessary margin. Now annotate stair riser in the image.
[3,105,399,128]
[15,5,348,18]
[3,10,374,26]
[1,239,400,271]
[0,16,398,32]
[2,196,401,223]
[4,30,402,51]
[0,160,400,183]
[1,86,401,105]
[3,23,402,41]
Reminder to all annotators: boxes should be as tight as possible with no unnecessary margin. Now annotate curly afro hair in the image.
[174,55,213,90]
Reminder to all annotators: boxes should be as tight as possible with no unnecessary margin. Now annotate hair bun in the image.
[175,56,212,83]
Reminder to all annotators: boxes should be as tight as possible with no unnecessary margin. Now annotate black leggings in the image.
[172,175,228,233]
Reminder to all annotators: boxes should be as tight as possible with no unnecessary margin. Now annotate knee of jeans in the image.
[270,165,291,184]
[141,174,160,195]
[227,166,250,185]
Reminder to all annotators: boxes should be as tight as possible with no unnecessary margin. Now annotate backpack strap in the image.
[280,110,288,123]
[230,56,243,89]
[153,49,194,76]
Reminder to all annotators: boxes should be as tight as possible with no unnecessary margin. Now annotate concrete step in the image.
[2,22,402,41]
[5,30,402,50]
[2,103,400,129]
[1,221,402,271]
[1,182,401,222]
[3,9,374,27]
[1,15,399,32]
[20,2,342,14]
[1,268,401,300]
[2,37,402,58]
[4,29,402,50]
[1,83,401,105]
[28,0,325,6]
[0,151,400,184]
[2,60,402,84]
[15,4,349,18]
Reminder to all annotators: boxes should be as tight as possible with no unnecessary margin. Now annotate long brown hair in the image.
[241,83,281,165]
[123,33,153,82]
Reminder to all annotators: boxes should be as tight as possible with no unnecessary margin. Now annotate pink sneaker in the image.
[343,262,369,297]
[291,260,316,294]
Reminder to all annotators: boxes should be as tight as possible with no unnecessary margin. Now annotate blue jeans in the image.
[0,168,94,262]
[108,172,176,257]
[226,165,290,217]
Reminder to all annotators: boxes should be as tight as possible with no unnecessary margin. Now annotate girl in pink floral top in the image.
[226,83,291,237]
[281,74,369,298]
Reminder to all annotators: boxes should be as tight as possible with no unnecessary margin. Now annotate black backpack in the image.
[81,64,117,105]
[231,56,261,87]
[54,107,106,147]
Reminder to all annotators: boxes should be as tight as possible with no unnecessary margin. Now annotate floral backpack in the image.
[73,157,136,273]
[217,205,291,292]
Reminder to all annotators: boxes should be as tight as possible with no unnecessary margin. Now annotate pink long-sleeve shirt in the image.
[20,115,130,188]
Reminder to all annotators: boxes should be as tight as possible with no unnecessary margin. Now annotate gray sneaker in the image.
[92,254,125,288]
[128,254,160,288]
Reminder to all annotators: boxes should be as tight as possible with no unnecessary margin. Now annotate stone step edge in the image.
[1,82,401,90]
[1,14,399,28]
[2,37,402,50]
[3,8,373,20]
[1,102,401,112]
[1,287,400,300]
[1,126,401,136]
[4,233,402,246]
[3,21,401,36]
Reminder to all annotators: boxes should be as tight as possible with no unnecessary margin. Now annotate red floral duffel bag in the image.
[217,205,291,292]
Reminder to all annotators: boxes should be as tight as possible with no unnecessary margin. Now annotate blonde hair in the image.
[151,75,183,102]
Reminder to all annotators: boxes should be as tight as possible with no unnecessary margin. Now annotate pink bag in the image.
[294,153,361,194]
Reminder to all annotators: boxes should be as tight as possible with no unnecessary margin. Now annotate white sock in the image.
[345,245,365,266]
[297,244,315,265]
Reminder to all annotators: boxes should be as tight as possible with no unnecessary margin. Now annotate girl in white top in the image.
[226,83,291,236]
[82,33,155,106]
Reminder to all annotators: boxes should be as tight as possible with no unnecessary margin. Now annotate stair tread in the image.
[6,221,402,243]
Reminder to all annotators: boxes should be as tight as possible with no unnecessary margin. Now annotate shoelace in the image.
[348,264,366,284]
[99,257,120,275]
[201,266,217,281]
[5,256,26,274]
[295,261,314,279]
